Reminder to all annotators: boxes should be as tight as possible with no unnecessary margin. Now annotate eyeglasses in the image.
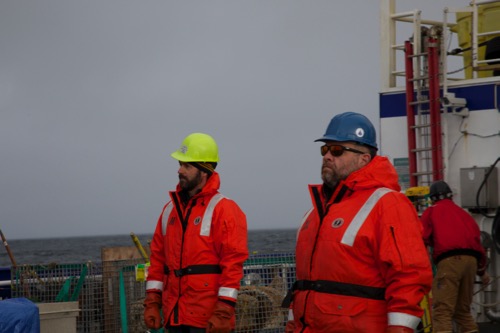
[320,144,367,157]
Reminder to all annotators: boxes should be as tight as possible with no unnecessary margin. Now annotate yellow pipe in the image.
[130,232,149,262]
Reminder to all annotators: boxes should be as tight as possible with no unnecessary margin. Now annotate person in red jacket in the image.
[143,132,248,333]
[421,180,490,333]
[283,112,433,333]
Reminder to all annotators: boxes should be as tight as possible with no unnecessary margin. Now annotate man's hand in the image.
[482,271,491,286]
[206,301,234,333]
[143,292,162,329]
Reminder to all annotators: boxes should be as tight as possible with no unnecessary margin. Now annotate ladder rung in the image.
[409,100,430,106]
[412,171,434,176]
[409,75,430,81]
[411,124,431,129]
[412,147,433,152]
[408,52,429,58]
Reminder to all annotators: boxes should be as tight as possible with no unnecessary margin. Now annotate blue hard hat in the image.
[315,112,378,149]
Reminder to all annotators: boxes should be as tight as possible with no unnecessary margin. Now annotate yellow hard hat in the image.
[405,186,430,197]
[171,133,219,162]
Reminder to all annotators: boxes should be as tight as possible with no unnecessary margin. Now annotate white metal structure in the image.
[379,0,500,327]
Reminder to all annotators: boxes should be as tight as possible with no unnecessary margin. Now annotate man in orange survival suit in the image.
[283,112,433,333]
[144,133,248,333]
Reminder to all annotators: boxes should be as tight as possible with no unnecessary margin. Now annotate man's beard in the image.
[179,170,203,192]
[321,162,352,189]
[321,167,340,189]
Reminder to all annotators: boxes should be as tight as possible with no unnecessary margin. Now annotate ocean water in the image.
[0,229,297,267]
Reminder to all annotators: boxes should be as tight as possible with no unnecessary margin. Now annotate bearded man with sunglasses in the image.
[283,112,433,333]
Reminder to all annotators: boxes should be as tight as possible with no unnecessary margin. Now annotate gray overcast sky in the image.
[0,1,456,240]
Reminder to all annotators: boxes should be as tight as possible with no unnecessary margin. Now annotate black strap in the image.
[311,187,324,219]
[171,192,194,232]
[282,279,386,308]
[172,264,222,277]
[435,248,482,265]
[333,184,349,204]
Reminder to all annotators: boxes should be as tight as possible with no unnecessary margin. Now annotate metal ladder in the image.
[383,0,500,188]
[404,29,444,187]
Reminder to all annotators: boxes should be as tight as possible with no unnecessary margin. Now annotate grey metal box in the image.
[460,167,498,208]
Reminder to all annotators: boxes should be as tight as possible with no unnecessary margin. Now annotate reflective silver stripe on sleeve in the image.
[388,312,421,329]
[200,193,225,236]
[341,187,393,246]
[297,207,314,240]
[146,280,163,291]
[218,287,238,300]
[161,202,174,235]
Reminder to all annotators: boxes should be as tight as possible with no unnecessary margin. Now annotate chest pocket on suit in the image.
[161,194,226,237]
[319,188,393,244]
[340,188,392,246]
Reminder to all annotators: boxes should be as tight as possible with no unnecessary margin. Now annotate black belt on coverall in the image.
[164,264,222,277]
[435,248,481,265]
[282,279,386,308]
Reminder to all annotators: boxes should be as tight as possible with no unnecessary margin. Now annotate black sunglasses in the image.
[320,144,367,157]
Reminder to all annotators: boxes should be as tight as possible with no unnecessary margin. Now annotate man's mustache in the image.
[322,162,333,169]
